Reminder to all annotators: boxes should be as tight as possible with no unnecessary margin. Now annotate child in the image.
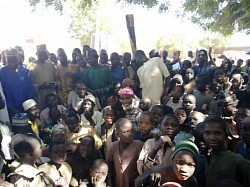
[38,141,75,186]
[9,134,56,186]
[236,116,250,160]
[183,68,196,94]
[139,98,152,112]
[166,85,185,112]
[80,159,108,187]
[188,111,206,133]
[135,140,198,187]
[151,105,165,128]
[40,93,67,128]
[65,108,102,151]
[182,94,196,116]
[67,136,102,186]
[137,115,180,174]
[174,108,188,127]
[235,107,250,136]
[22,99,42,137]
[119,87,142,131]
[106,118,143,187]
[203,116,250,187]
[134,111,155,142]
[193,74,216,115]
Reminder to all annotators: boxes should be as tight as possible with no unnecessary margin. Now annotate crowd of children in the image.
[0,46,249,187]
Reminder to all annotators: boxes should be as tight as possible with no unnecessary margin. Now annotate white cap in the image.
[83,95,96,104]
[22,99,37,111]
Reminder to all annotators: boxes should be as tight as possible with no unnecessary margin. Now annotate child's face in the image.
[195,77,206,92]
[231,74,242,89]
[139,99,151,112]
[50,144,67,164]
[185,68,194,81]
[182,95,196,112]
[79,137,95,158]
[151,107,164,125]
[119,95,133,109]
[214,69,225,83]
[103,109,115,125]
[188,113,204,128]
[172,150,196,181]
[83,100,93,112]
[203,122,226,151]
[225,102,238,117]
[139,114,154,135]
[31,139,42,159]
[161,116,179,139]
[65,117,79,132]
[175,109,187,125]
[172,86,183,100]
[106,97,116,107]
[76,83,86,98]
[235,108,250,130]
[117,121,134,144]
[90,163,108,183]
[241,117,250,145]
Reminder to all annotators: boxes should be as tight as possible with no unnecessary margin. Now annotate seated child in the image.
[65,108,102,151]
[135,140,198,187]
[40,93,67,128]
[9,134,55,186]
[38,141,76,186]
[67,136,102,186]
[106,118,143,187]
[134,111,155,142]
[137,115,180,174]
[79,159,108,187]
[139,98,152,112]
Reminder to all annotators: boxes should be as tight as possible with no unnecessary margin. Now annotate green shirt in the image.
[205,150,250,187]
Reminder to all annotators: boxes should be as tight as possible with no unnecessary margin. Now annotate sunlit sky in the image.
[0,0,249,59]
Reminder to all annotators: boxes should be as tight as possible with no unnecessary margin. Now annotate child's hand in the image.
[84,111,93,121]
[155,136,172,150]
[55,177,68,187]
[91,177,102,187]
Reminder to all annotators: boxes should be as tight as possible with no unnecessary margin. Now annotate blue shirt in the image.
[0,65,34,112]
[111,66,125,84]
[236,140,250,160]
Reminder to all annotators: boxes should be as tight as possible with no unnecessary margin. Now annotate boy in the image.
[134,111,154,142]
[9,134,55,186]
[106,118,143,187]
[119,87,142,131]
[38,141,76,186]
[166,85,185,112]
[182,94,196,116]
[236,116,250,160]
[139,97,152,112]
[203,116,250,187]
[193,74,216,115]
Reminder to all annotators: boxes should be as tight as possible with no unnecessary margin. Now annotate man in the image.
[56,48,79,105]
[137,50,170,105]
[193,49,213,77]
[0,49,34,118]
[84,49,113,107]
[27,45,58,109]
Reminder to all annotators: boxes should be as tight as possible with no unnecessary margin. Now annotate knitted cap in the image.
[171,140,199,163]
[216,91,238,106]
[83,95,96,105]
[22,99,37,111]
[118,87,134,97]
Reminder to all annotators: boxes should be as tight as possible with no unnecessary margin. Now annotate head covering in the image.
[22,99,37,111]
[118,87,135,97]
[52,124,68,133]
[172,74,183,85]
[4,48,19,58]
[83,95,96,104]
[171,140,199,164]
[216,91,238,106]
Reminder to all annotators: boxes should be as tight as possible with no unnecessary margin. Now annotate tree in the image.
[28,0,250,35]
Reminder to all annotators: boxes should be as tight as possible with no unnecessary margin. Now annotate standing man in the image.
[137,51,170,106]
[0,48,34,118]
[193,49,213,77]
[84,49,113,108]
[27,45,58,109]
